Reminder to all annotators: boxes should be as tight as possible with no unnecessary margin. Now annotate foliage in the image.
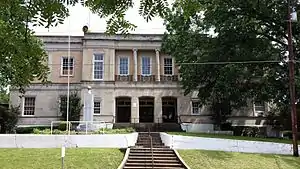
[0,1,50,91]
[94,127,135,134]
[59,91,83,122]
[0,88,9,104]
[0,105,20,133]
[0,0,169,91]
[162,0,300,127]
[32,127,135,134]
[16,126,50,134]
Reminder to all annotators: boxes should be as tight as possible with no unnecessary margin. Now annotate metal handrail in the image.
[148,127,154,169]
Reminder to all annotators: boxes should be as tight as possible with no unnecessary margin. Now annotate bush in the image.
[94,127,135,134]
[16,126,50,134]
[57,122,72,131]
[0,105,20,133]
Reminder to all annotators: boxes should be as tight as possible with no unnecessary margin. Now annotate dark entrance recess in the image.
[162,97,178,123]
[139,97,155,122]
[116,97,131,123]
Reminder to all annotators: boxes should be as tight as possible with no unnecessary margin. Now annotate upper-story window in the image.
[119,57,129,75]
[164,58,173,75]
[61,57,74,76]
[254,100,265,116]
[93,53,104,80]
[141,56,151,76]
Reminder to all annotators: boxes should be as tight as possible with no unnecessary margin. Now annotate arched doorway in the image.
[162,97,177,123]
[139,96,154,122]
[115,97,131,123]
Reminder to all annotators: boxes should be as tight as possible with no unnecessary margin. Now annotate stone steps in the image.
[122,132,187,169]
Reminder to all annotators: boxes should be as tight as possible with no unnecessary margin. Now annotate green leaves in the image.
[162,0,299,120]
[0,1,50,90]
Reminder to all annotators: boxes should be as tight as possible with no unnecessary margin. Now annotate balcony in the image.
[137,75,156,82]
[160,75,179,82]
[115,75,133,82]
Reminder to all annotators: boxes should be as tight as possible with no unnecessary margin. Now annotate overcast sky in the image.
[33,2,166,36]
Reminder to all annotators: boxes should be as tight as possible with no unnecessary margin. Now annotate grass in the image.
[168,132,297,144]
[0,148,124,169]
[179,150,300,169]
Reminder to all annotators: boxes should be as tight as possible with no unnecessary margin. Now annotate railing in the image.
[115,75,133,81]
[50,121,107,135]
[160,75,179,82]
[147,126,154,169]
[137,75,156,82]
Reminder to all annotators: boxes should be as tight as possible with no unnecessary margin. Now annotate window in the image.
[141,56,151,75]
[94,101,101,114]
[93,54,104,80]
[164,58,173,75]
[61,57,74,76]
[119,57,129,75]
[23,97,35,116]
[254,101,265,115]
[59,96,67,113]
[191,101,201,115]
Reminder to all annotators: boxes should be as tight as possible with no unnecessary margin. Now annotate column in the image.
[133,48,138,81]
[131,96,139,123]
[155,49,160,81]
[154,97,162,123]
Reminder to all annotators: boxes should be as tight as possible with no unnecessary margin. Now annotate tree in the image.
[0,105,20,133]
[59,91,83,122]
[0,88,9,104]
[1,0,169,91]
[161,0,300,128]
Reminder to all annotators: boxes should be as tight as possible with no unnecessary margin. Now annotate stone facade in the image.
[10,33,268,128]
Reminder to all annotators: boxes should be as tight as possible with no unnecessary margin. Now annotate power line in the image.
[43,60,299,66]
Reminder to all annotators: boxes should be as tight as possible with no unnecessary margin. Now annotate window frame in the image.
[191,100,201,115]
[118,56,129,76]
[163,57,174,75]
[93,101,101,115]
[60,56,74,76]
[93,53,104,80]
[253,100,266,116]
[22,97,36,116]
[141,56,152,76]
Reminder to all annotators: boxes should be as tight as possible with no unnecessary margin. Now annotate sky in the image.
[33,2,166,36]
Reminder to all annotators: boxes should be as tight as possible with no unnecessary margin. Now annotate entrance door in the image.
[116,97,131,123]
[162,97,177,123]
[139,97,154,122]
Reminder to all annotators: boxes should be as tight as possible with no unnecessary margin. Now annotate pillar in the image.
[155,49,160,81]
[131,96,139,123]
[133,48,138,81]
[154,97,162,123]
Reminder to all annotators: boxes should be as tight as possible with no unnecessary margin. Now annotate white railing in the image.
[50,121,108,135]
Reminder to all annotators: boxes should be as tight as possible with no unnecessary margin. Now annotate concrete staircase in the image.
[122,132,187,169]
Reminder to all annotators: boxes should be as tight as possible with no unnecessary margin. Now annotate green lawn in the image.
[179,150,300,169]
[0,148,124,169]
[168,132,296,144]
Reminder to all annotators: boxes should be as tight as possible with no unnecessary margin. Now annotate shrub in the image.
[95,127,135,134]
[0,105,20,133]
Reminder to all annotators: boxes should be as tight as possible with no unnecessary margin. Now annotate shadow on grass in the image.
[189,149,236,160]
[118,148,126,155]
[259,154,300,169]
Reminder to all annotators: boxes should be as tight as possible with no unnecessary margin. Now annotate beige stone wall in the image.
[115,50,134,75]
[34,51,83,83]
[82,48,115,81]
[137,50,156,75]
[13,34,266,127]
